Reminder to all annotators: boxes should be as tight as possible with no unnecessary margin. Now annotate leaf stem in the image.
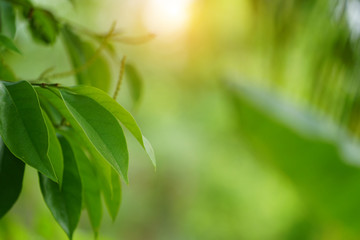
[113,56,127,100]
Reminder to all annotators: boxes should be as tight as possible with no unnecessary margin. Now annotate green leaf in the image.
[39,136,81,239]
[0,59,17,81]
[66,85,156,167]
[105,168,121,221]
[61,130,102,237]
[67,126,122,221]
[36,87,106,160]
[0,2,16,38]
[35,87,76,126]
[61,26,111,92]
[96,161,121,221]
[28,9,59,45]
[59,90,129,182]
[42,110,63,185]
[125,63,143,107]
[227,82,360,229]
[0,34,20,53]
[0,139,25,218]
[0,81,57,181]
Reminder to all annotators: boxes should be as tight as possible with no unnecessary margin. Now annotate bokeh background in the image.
[2,0,360,239]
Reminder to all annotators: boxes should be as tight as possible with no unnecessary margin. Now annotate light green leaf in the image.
[96,160,121,221]
[228,82,360,229]
[61,26,111,92]
[125,63,143,107]
[61,129,102,237]
[42,110,63,185]
[65,85,156,167]
[0,59,17,81]
[0,2,16,38]
[0,34,20,54]
[106,168,121,221]
[0,81,57,181]
[28,9,59,45]
[39,136,82,239]
[59,90,129,182]
[0,138,25,218]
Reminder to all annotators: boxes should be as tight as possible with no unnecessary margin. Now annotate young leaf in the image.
[28,9,59,45]
[125,63,143,107]
[0,2,16,38]
[60,90,129,182]
[61,26,111,92]
[0,81,57,181]
[61,130,102,237]
[0,59,17,81]
[39,136,82,240]
[0,139,25,218]
[66,86,156,167]
[42,110,63,185]
[0,34,20,54]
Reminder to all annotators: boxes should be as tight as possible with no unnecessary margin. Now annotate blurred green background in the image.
[2,0,360,239]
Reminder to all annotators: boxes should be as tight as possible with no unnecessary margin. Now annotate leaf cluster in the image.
[0,0,155,238]
[0,81,155,238]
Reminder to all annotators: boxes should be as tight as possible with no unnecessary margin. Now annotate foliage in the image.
[0,0,155,238]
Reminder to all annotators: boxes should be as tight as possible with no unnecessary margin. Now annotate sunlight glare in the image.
[143,0,193,36]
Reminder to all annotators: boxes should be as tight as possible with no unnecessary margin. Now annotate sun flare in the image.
[143,0,193,36]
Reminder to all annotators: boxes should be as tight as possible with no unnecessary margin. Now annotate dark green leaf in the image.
[61,129,102,237]
[61,26,111,92]
[0,34,20,53]
[36,87,105,162]
[0,2,16,38]
[39,136,81,239]
[66,86,156,167]
[0,139,25,218]
[125,63,143,107]
[60,90,129,182]
[42,110,63,185]
[227,82,360,229]
[0,59,16,81]
[28,9,59,45]
[0,81,57,181]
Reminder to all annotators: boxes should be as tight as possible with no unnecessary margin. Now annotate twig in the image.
[113,56,127,100]
[46,22,117,80]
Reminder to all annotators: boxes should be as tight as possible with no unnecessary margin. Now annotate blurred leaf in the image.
[0,2,16,38]
[227,82,360,230]
[0,139,25,218]
[61,130,102,237]
[0,60,16,81]
[67,86,156,167]
[125,63,143,108]
[0,34,20,54]
[42,110,63,185]
[98,164,121,221]
[0,81,57,181]
[39,135,82,240]
[28,9,59,45]
[61,26,111,92]
[60,90,129,182]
